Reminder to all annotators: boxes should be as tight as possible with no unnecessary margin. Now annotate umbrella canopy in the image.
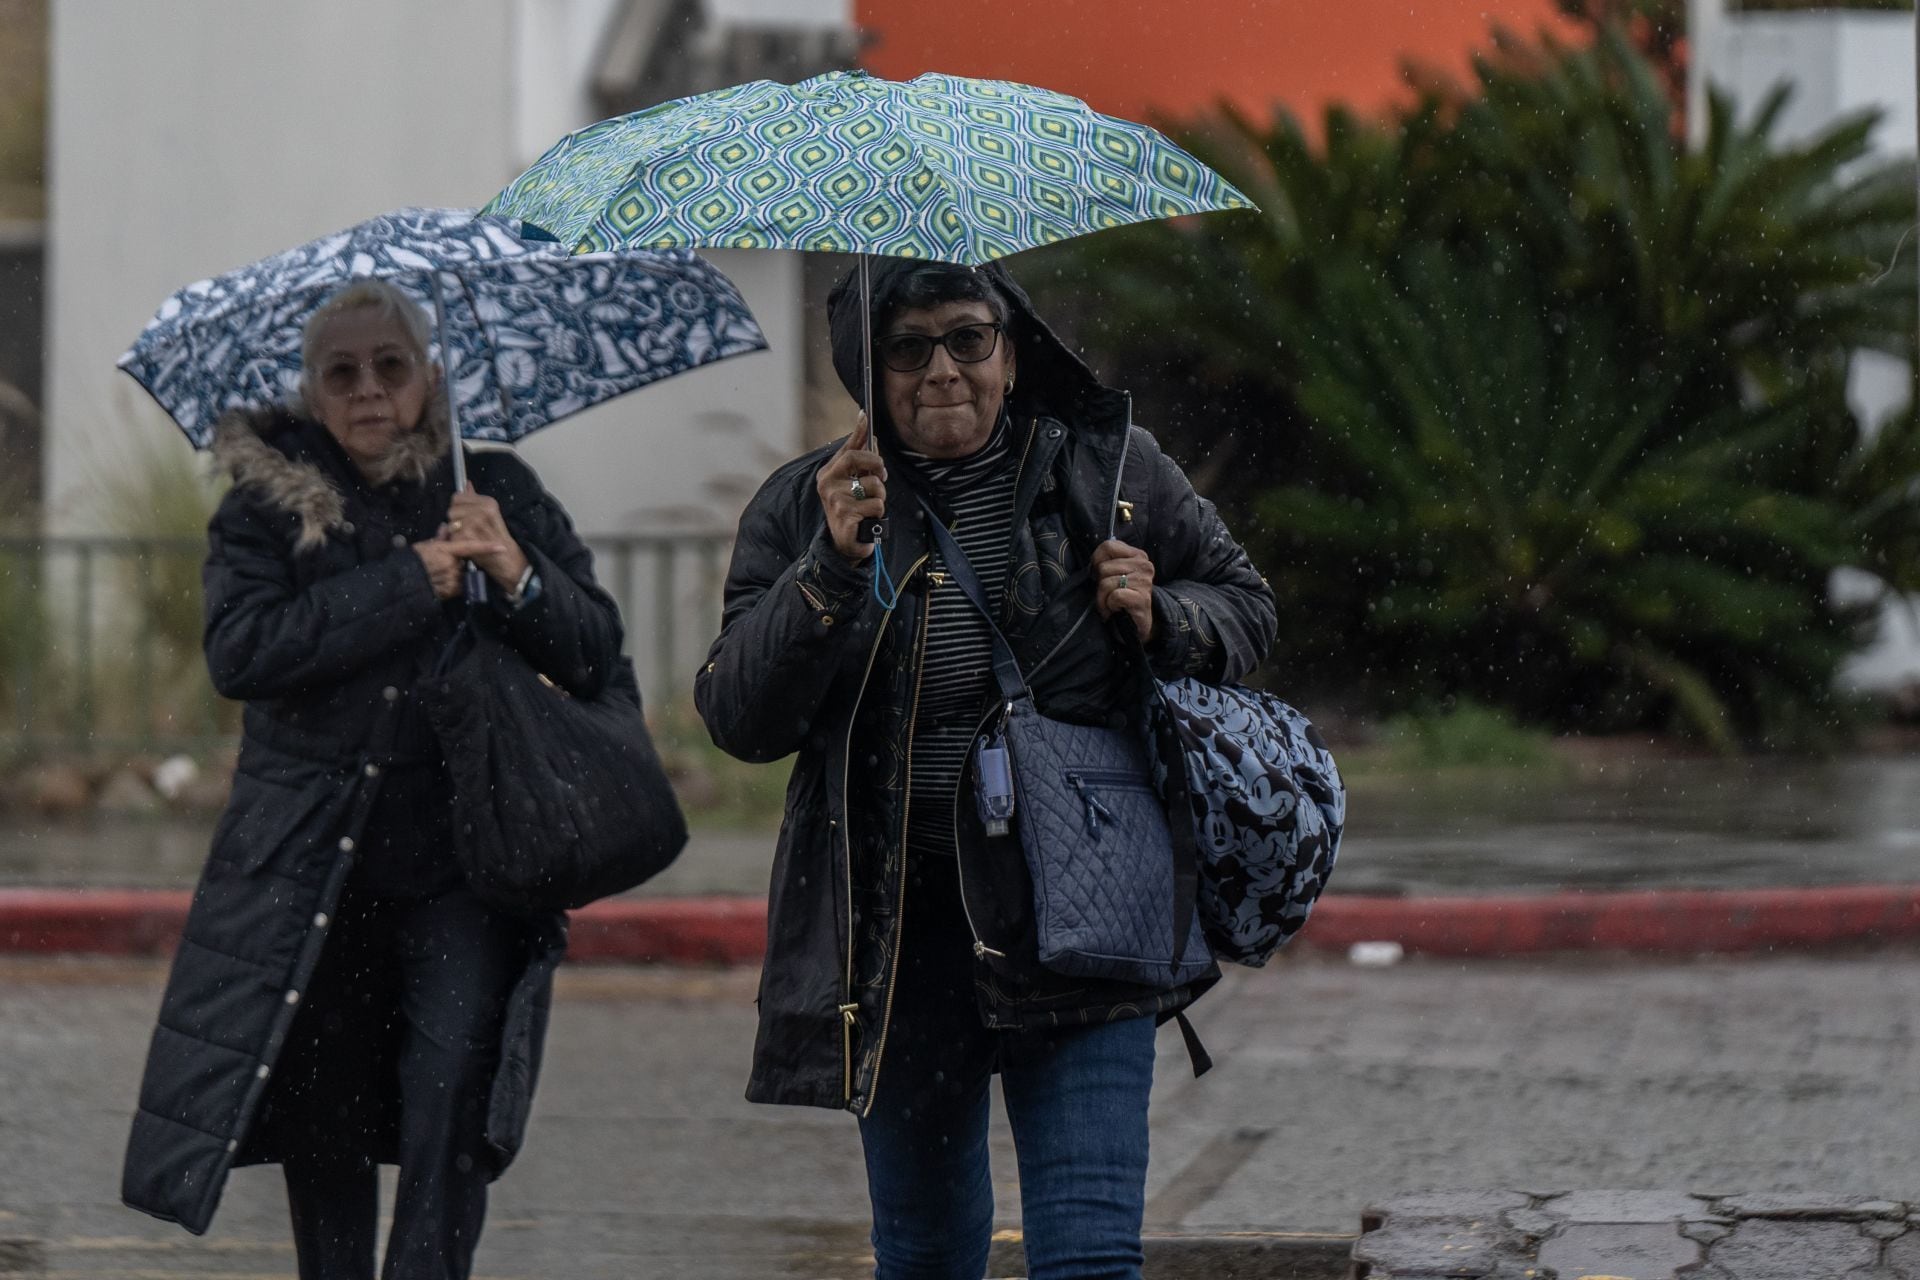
[120,207,768,448]
[484,71,1254,264]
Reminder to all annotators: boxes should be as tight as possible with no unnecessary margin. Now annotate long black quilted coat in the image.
[121,408,623,1234]
[694,261,1278,1114]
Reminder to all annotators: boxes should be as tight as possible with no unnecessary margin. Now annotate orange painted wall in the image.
[855,0,1581,126]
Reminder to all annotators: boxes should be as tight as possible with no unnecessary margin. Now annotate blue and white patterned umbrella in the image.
[119,207,768,448]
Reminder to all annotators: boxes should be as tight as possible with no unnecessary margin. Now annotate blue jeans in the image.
[857,862,1157,1280]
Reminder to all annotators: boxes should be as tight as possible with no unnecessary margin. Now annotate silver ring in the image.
[1115,573,1129,591]
[849,475,868,502]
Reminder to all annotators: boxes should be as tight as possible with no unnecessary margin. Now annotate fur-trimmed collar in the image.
[210,399,453,551]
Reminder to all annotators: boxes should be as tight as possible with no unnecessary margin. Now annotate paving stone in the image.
[1709,1220,1880,1279]
[1863,1220,1911,1242]
[1544,1191,1723,1224]
[1371,1191,1535,1223]
[1839,1269,1909,1280]
[1503,1208,1563,1240]
[1718,1194,1907,1221]
[1681,1222,1735,1246]
[1353,1220,1519,1276]
[1537,1222,1699,1279]
[1887,1228,1920,1275]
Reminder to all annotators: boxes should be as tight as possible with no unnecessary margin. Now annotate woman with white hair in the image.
[122,279,624,1279]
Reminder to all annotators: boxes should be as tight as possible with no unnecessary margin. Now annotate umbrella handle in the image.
[857,253,897,610]
[432,270,488,605]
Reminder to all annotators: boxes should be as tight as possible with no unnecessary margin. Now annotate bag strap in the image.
[1174,1010,1213,1078]
[1105,428,1201,972]
[1150,676,1203,974]
[919,497,1029,708]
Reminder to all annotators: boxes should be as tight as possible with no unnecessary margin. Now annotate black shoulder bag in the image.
[420,620,688,913]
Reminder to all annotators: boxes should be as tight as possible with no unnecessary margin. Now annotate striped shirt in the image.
[904,417,1020,860]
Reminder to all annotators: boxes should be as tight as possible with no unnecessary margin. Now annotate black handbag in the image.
[925,506,1211,990]
[420,621,688,913]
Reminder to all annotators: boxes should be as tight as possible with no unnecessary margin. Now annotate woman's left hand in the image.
[445,489,530,590]
[1091,539,1155,644]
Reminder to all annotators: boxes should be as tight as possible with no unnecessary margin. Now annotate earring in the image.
[1004,377,1015,396]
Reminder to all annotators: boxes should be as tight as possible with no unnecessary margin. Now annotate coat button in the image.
[283,990,300,1005]
[313,912,329,928]
[364,763,380,778]
[337,837,355,853]
[382,686,399,702]
[227,1139,238,1153]
[256,1064,270,1080]
[339,521,356,536]
[392,533,409,549]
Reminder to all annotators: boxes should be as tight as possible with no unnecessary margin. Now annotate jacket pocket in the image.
[208,771,338,877]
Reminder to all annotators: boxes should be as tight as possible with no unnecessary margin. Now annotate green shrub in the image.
[650,704,788,830]
[95,442,224,667]
[1377,700,1560,771]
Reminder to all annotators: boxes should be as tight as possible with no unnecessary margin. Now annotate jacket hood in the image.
[209,397,452,551]
[826,259,1113,442]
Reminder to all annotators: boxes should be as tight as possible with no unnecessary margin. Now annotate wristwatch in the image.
[504,562,537,609]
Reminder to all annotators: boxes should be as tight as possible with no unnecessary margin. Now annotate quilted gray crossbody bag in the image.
[924,504,1212,991]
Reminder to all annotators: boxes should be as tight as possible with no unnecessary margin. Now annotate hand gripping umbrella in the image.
[483,71,1255,599]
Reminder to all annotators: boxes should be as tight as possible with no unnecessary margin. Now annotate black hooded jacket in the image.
[695,259,1277,1114]
[123,406,621,1233]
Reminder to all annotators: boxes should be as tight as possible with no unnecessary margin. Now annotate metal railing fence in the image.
[0,532,733,754]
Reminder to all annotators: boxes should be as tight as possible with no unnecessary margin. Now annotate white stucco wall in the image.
[46,0,803,543]
[1700,10,1919,693]
[1707,12,1917,154]
[512,0,627,168]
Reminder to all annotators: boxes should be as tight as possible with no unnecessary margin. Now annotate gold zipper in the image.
[859,422,1041,1106]
[860,570,932,1117]
[839,550,929,1106]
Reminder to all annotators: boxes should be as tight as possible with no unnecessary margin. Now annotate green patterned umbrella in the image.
[484,71,1255,264]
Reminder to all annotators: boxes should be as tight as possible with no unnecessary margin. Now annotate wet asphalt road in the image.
[2,949,1918,1278]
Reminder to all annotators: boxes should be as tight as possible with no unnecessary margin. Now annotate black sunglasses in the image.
[876,322,1004,373]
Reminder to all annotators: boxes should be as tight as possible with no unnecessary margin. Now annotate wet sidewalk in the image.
[4,949,1918,1277]
[8,753,1920,898]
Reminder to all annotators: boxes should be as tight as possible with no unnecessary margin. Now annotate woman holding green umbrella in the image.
[696,259,1276,1278]
[492,71,1272,1276]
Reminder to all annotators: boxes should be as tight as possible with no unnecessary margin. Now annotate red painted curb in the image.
[1,885,1917,964]
[1299,886,1920,956]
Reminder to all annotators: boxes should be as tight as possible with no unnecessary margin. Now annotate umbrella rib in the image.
[868,83,982,264]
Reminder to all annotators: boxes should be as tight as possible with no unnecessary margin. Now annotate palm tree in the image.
[1027,26,1916,747]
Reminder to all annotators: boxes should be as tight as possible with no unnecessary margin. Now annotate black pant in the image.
[276,883,526,1280]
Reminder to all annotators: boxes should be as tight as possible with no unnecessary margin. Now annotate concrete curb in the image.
[3,884,1919,963]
